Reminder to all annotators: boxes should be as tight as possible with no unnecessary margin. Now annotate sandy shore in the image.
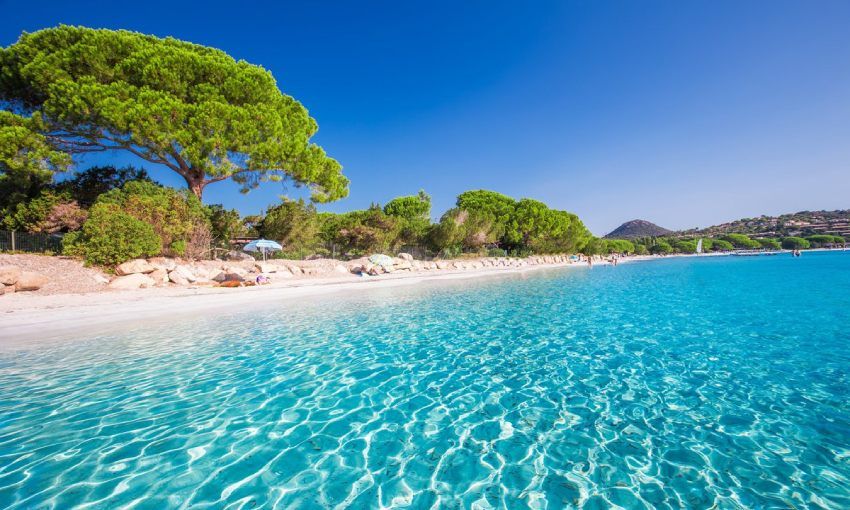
[2,259,624,341]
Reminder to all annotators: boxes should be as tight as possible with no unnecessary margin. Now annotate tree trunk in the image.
[183,172,205,200]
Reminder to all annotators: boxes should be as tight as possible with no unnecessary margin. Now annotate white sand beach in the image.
[0,257,641,341]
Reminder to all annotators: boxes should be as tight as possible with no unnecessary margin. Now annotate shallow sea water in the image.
[1,252,849,509]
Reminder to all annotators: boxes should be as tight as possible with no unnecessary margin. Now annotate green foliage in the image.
[756,238,781,250]
[1,25,348,201]
[207,204,243,248]
[320,206,402,256]
[633,244,649,255]
[806,234,843,247]
[605,239,635,254]
[54,165,152,207]
[0,111,70,214]
[431,190,591,255]
[649,240,674,254]
[721,233,760,249]
[63,204,161,266]
[710,239,734,251]
[782,237,810,250]
[429,208,500,255]
[94,180,209,256]
[383,190,432,245]
[673,239,698,253]
[260,199,321,257]
[581,238,607,256]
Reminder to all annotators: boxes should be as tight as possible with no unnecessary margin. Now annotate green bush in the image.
[673,239,698,253]
[633,244,649,255]
[649,240,674,254]
[782,237,810,250]
[95,181,209,257]
[721,233,761,249]
[756,238,781,250]
[710,239,734,251]
[807,234,844,247]
[606,239,635,254]
[63,204,161,266]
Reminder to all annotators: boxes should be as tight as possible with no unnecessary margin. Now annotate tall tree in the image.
[0,111,70,214]
[0,26,348,201]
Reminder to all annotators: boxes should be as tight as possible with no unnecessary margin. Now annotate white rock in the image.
[148,257,177,271]
[116,259,156,275]
[171,265,197,283]
[334,264,349,274]
[14,271,49,292]
[0,266,22,286]
[149,268,169,284]
[108,273,155,290]
[168,271,190,286]
[255,262,277,273]
[435,261,450,270]
[398,252,414,261]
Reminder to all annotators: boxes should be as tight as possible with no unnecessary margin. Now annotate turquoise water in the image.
[1,252,849,509]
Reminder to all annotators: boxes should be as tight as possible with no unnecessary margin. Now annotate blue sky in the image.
[3,0,849,234]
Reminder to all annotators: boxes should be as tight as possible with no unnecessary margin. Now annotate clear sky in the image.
[3,0,849,234]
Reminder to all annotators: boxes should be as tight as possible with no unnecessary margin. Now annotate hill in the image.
[604,219,672,239]
[679,210,850,239]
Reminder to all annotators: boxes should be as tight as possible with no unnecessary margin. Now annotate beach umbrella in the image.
[243,239,283,261]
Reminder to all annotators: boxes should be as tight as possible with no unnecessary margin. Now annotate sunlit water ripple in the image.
[1,252,849,509]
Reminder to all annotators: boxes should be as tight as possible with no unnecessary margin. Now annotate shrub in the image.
[633,244,649,255]
[710,239,734,251]
[721,233,761,249]
[649,240,674,254]
[63,204,161,266]
[807,234,844,247]
[782,237,810,250]
[3,190,88,234]
[95,181,209,257]
[606,239,635,254]
[757,238,781,250]
[673,239,698,253]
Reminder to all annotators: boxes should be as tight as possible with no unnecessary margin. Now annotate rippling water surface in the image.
[1,252,850,509]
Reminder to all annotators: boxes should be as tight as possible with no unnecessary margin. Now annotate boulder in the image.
[0,283,5,296]
[255,262,277,273]
[398,252,414,261]
[395,261,413,271]
[334,264,349,274]
[171,265,197,283]
[108,273,155,290]
[225,250,255,262]
[116,259,156,275]
[0,266,22,286]
[275,270,293,279]
[168,271,190,286]
[14,271,49,292]
[148,257,177,271]
[435,261,450,270]
[211,271,228,283]
[224,272,246,283]
[149,268,169,285]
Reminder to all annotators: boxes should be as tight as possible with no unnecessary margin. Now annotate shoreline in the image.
[3,249,806,342]
[0,259,612,341]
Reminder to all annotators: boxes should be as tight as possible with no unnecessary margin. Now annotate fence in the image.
[0,230,64,254]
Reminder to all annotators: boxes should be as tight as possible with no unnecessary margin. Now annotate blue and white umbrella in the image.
[243,239,283,261]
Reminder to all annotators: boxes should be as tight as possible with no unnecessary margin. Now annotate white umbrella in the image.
[243,239,283,261]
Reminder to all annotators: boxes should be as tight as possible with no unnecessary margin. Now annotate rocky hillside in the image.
[679,210,850,238]
[605,220,672,239]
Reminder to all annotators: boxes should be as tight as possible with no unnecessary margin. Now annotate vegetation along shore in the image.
[1,26,845,299]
